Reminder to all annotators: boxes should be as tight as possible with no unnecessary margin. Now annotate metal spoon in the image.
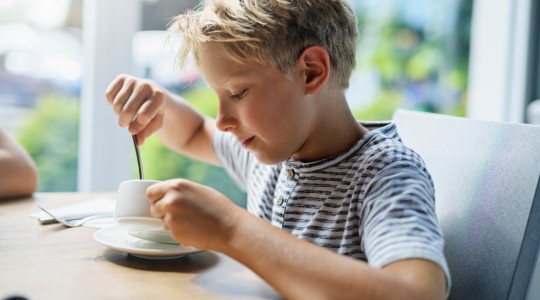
[132,135,144,180]
[35,202,112,227]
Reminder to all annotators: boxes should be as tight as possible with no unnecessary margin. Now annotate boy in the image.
[105,0,449,298]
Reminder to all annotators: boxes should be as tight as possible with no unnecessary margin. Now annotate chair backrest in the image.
[392,109,540,300]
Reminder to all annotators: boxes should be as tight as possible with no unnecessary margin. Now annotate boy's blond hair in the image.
[169,0,358,88]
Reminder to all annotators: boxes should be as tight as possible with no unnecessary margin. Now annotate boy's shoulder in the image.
[356,121,428,170]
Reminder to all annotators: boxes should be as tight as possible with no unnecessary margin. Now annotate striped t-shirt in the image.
[213,121,450,283]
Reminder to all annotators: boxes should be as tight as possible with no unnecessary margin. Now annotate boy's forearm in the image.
[219,213,381,299]
[156,93,219,165]
[218,210,445,300]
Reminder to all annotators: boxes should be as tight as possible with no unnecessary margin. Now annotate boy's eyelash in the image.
[230,89,247,100]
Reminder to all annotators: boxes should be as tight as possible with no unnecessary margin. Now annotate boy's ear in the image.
[297,46,330,94]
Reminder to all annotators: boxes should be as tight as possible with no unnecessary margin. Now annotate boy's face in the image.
[199,44,318,164]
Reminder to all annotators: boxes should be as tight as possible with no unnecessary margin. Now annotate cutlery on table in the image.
[35,201,112,227]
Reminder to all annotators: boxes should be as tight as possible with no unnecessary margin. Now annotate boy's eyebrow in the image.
[216,68,255,84]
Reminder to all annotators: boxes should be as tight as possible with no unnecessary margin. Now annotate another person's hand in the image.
[105,74,166,145]
[146,179,240,250]
[0,127,38,198]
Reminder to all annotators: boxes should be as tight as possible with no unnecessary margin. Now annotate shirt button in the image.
[276,196,284,206]
[287,169,295,179]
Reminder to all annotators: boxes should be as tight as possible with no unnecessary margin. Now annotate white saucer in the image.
[116,216,177,244]
[94,225,201,259]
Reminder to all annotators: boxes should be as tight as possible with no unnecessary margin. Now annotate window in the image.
[347,0,472,120]
[4,0,532,200]
[0,0,82,192]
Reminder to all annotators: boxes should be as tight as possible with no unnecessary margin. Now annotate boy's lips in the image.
[239,136,255,148]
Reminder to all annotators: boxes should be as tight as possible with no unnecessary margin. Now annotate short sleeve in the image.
[360,152,451,293]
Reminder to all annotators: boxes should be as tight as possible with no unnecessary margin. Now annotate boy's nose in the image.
[215,103,237,132]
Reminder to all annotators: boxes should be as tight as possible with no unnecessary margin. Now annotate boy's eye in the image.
[230,89,247,100]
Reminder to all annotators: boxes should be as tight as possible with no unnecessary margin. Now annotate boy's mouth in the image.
[240,136,255,148]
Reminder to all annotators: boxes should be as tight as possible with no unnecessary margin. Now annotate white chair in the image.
[393,109,540,300]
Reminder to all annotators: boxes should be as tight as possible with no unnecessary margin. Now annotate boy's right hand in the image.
[105,74,167,145]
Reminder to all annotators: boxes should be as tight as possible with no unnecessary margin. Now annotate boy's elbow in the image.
[381,259,447,300]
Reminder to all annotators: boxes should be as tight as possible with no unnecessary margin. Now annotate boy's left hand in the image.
[146,179,240,250]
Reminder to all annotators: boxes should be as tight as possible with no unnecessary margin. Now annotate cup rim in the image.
[120,179,161,183]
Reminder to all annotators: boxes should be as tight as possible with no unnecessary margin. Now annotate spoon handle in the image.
[132,135,144,180]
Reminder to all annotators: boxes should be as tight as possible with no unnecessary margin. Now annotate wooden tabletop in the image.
[0,193,281,300]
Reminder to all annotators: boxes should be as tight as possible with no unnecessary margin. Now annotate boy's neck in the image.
[291,92,368,163]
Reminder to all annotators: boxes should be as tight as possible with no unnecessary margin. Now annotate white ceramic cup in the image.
[115,179,177,244]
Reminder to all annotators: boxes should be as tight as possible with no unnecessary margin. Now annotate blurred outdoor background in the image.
[0,0,473,206]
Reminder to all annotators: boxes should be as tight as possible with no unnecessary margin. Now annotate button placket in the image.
[277,168,298,207]
[276,196,284,206]
[271,166,299,229]
[287,169,295,180]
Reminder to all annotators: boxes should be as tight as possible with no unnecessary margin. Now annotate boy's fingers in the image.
[133,111,164,142]
[139,90,164,122]
[150,201,164,218]
[105,79,122,104]
[117,89,148,128]
[146,182,167,203]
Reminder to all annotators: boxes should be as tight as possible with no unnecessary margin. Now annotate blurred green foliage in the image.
[16,94,79,192]
[353,91,403,121]
[352,0,472,120]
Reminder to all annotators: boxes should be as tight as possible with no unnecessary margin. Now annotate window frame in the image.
[467,0,534,122]
[78,0,142,191]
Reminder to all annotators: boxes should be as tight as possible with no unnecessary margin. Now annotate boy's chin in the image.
[253,152,288,166]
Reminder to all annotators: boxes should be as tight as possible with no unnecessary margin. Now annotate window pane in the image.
[0,0,82,192]
[348,0,472,120]
[0,0,471,198]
